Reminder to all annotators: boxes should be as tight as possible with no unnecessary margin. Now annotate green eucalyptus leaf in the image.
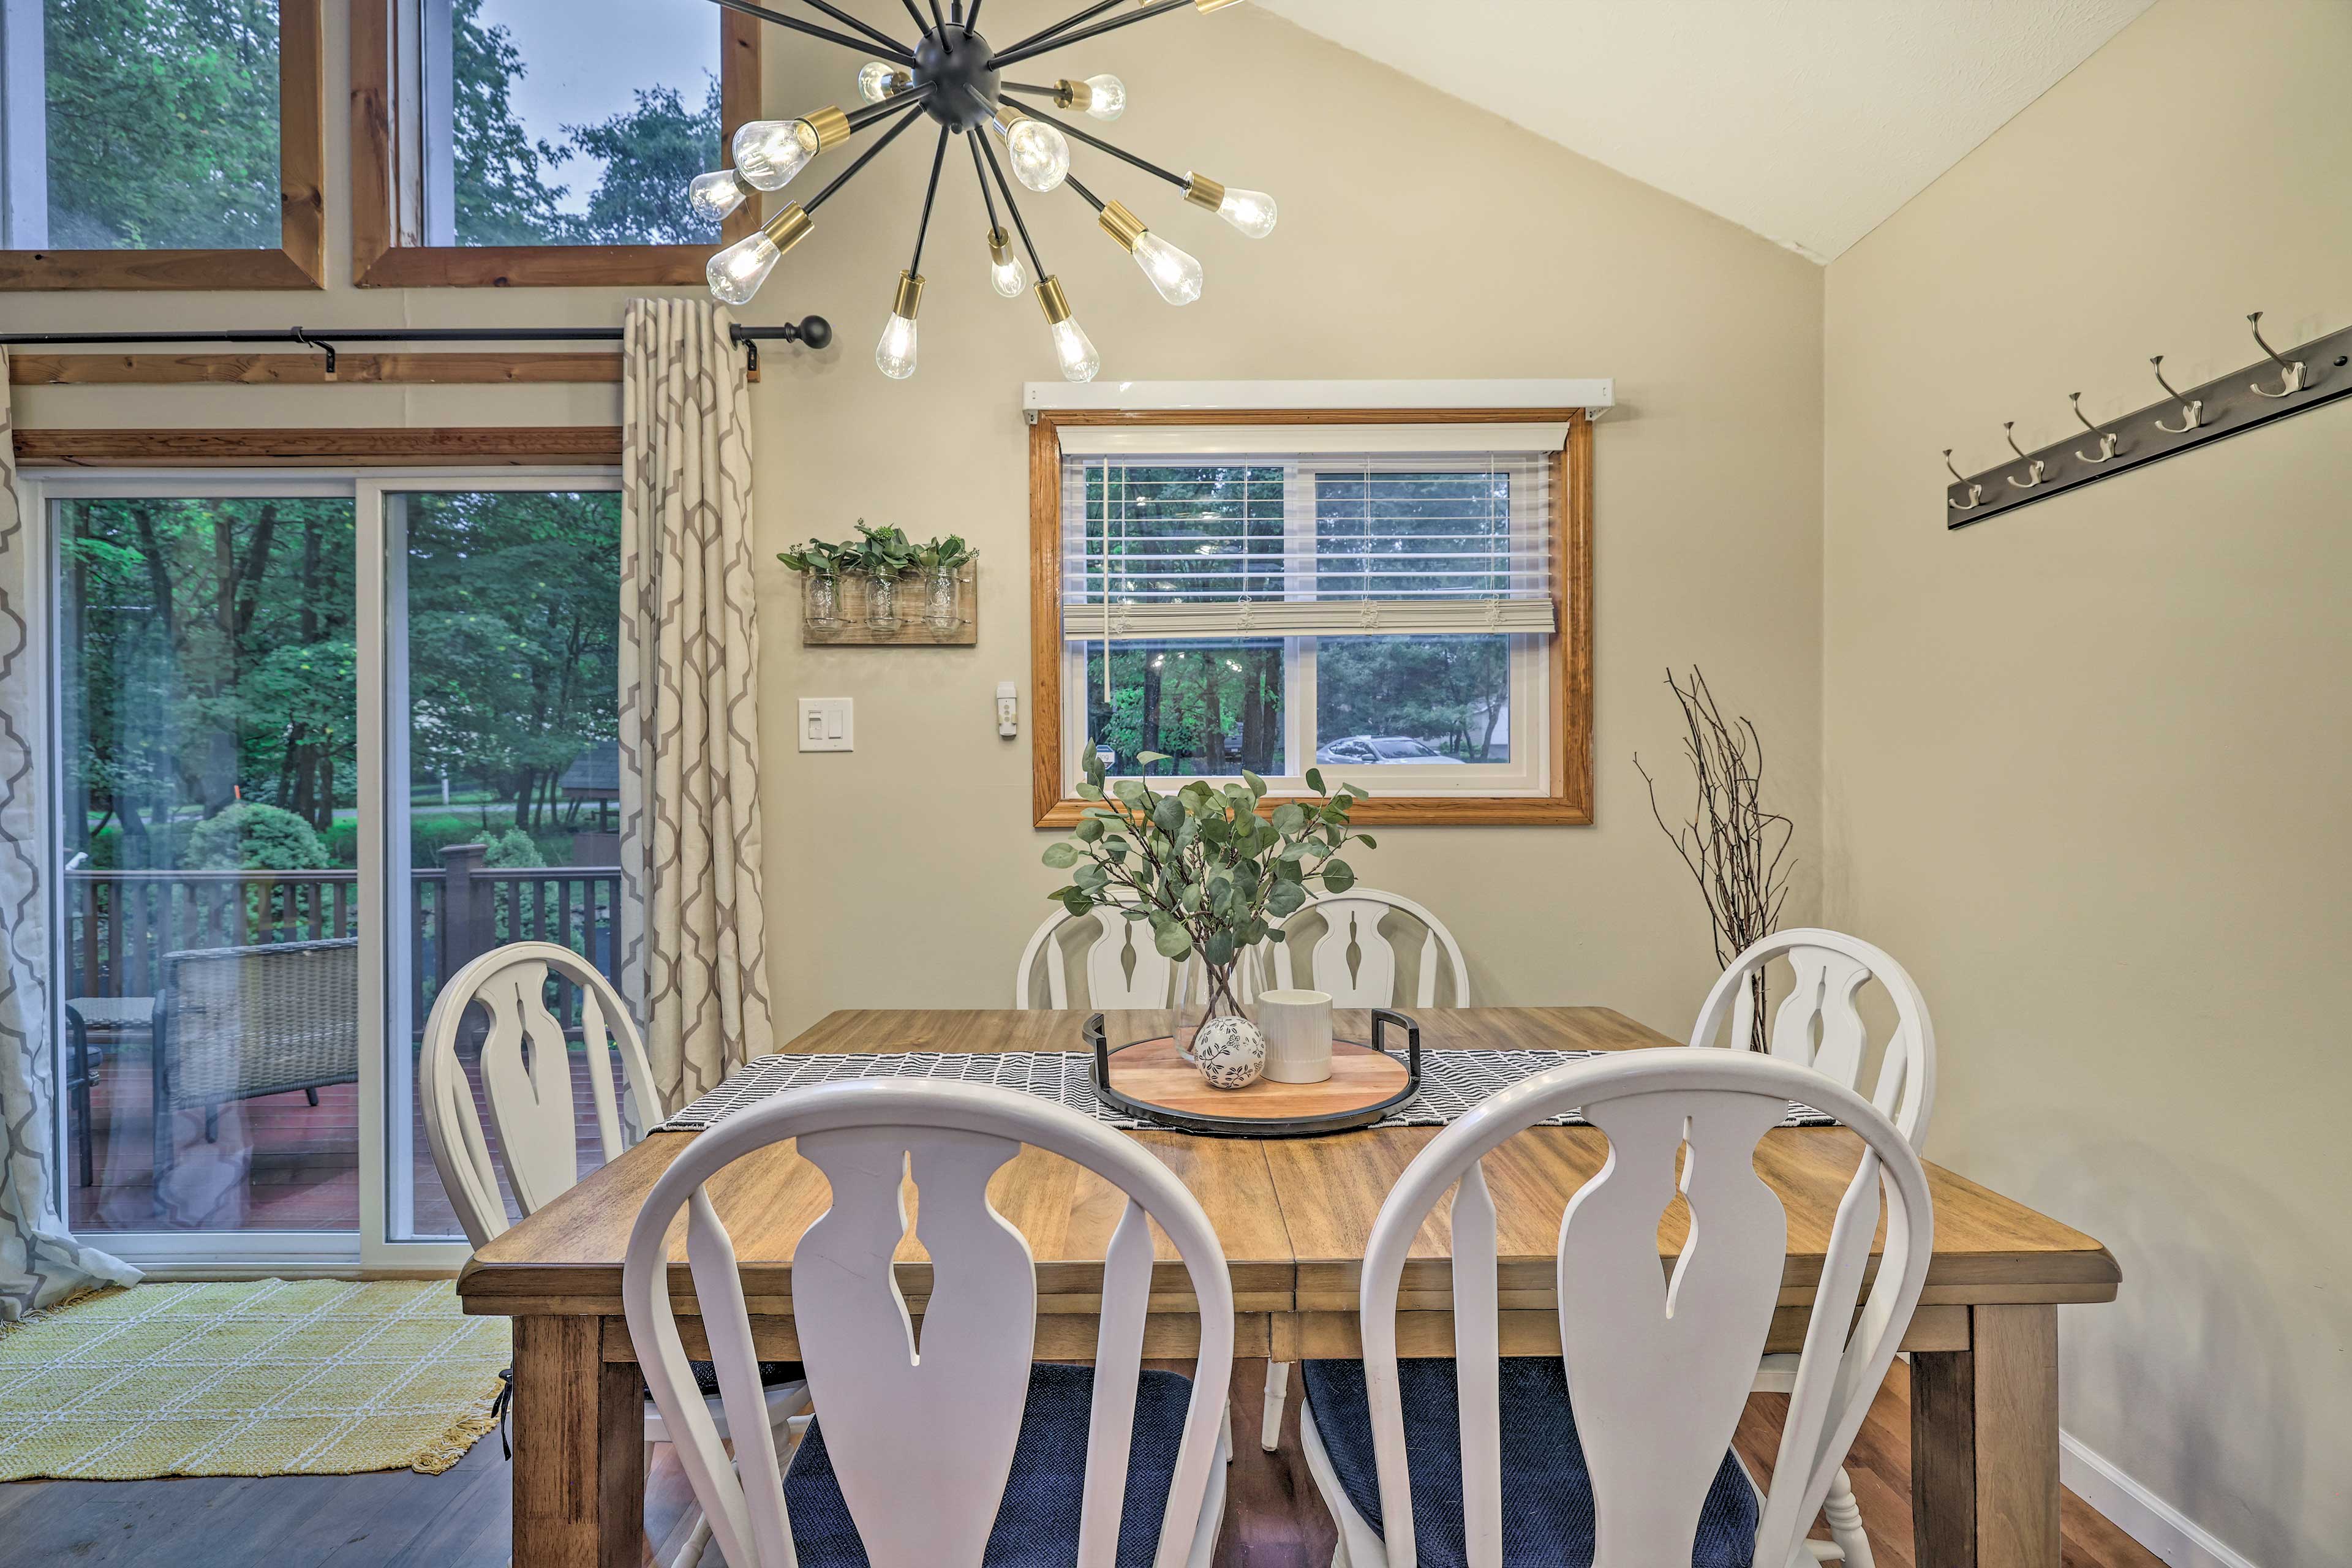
[1355,833,1378,849]
[1112,779,1148,805]
[1242,769,1268,799]
[1271,802,1306,835]
[1204,930,1237,967]
[1135,750,1169,767]
[1240,918,1269,944]
[1152,796,1186,834]
[1075,781,1103,801]
[1153,924,1194,960]
[1265,878,1307,916]
[1320,859,1356,894]
[1305,766,1325,794]
[1041,842,1079,868]
[1061,889,1096,916]
[1073,816,1104,843]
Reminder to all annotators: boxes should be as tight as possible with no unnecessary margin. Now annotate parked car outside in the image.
[1314,735,1465,765]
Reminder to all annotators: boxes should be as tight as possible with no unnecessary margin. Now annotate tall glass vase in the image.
[923,564,961,630]
[1174,959,1254,1063]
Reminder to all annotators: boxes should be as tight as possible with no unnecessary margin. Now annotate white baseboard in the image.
[2061,1430,2262,1568]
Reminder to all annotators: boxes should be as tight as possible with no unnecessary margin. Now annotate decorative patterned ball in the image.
[1192,1016,1266,1089]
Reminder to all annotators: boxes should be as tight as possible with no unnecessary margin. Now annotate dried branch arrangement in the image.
[1634,666,1795,1049]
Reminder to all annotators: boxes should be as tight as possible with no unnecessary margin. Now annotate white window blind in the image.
[1059,440,1556,643]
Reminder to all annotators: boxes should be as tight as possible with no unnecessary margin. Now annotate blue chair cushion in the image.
[1301,1357,1761,1568]
[782,1362,1194,1567]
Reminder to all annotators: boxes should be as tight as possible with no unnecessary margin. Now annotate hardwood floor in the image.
[0,1359,2163,1568]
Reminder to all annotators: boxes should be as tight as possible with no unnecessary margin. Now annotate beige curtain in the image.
[617,300,772,1115]
[0,352,141,1317]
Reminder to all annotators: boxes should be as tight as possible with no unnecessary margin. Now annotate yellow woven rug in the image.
[0,1278,511,1480]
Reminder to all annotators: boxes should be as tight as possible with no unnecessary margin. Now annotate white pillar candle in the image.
[1257,989,1334,1084]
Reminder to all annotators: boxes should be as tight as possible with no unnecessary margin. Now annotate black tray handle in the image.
[1085,1012,1109,1083]
[1371,1008,1421,1081]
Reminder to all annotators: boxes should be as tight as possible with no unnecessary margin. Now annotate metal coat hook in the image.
[2070,393,2119,464]
[2247,312,2306,398]
[1943,450,1983,511]
[2149,356,2201,432]
[2002,423,2049,489]
[291,326,337,380]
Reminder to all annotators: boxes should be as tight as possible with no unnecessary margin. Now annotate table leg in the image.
[1911,1304,2060,1568]
[511,1316,645,1568]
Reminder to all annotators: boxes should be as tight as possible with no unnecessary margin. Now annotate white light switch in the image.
[798,697,853,752]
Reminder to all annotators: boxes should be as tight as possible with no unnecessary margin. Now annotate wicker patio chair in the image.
[151,937,359,1180]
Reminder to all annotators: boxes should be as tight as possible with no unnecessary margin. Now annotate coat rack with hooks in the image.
[1945,311,2351,529]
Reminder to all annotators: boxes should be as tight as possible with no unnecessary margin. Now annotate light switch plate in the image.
[797,697,853,752]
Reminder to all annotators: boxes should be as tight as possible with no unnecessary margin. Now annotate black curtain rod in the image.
[0,320,833,350]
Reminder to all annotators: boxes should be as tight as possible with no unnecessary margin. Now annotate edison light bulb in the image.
[1216,186,1277,239]
[1006,118,1069,192]
[987,231,1027,298]
[1130,232,1203,306]
[707,232,782,305]
[875,272,924,380]
[1050,317,1099,382]
[875,312,919,379]
[1081,74,1127,120]
[686,169,747,222]
[857,61,901,103]
[732,118,820,189]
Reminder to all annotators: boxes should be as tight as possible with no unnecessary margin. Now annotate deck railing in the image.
[63,845,625,1025]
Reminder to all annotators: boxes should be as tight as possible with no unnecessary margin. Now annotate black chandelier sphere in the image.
[690,0,1277,382]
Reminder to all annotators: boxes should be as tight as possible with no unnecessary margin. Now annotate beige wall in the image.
[1821,4,2352,1564]
[2,1,1826,1041]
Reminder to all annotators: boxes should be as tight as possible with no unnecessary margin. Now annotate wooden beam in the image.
[7,353,625,386]
[13,426,624,467]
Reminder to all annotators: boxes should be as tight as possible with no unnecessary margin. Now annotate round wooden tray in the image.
[1085,1010,1422,1137]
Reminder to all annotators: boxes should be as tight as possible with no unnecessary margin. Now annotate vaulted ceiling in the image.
[1261,0,2154,262]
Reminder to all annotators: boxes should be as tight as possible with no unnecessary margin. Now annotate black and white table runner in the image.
[656,1049,1835,1135]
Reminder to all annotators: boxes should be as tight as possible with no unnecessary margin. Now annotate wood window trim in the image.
[12,426,622,467]
[0,0,326,291]
[350,0,760,287]
[1028,407,1595,830]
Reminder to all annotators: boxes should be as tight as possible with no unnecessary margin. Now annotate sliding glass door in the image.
[36,469,621,1268]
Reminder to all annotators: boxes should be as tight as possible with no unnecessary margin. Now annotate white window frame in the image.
[22,465,619,1275]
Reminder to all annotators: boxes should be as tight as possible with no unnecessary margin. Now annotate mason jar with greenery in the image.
[777,538,851,628]
[917,533,976,630]
[847,521,916,630]
[1042,749,1374,1058]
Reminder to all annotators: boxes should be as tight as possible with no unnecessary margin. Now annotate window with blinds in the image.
[1057,426,1558,644]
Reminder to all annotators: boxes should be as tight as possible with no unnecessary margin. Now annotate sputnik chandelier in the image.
[688,0,1276,381]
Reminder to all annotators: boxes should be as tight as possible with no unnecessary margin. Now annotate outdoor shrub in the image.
[185,804,331,871]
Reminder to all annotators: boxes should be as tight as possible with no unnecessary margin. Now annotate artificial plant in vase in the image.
[914,533,976,629]
[777,538,853,627]
[844,521,918,628]
[1043,748,1374,1058]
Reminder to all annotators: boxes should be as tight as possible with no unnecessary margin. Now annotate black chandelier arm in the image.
[846,83,933,129]
[989,0,1192,70]
[909,124,951,276]
[992,0,1128,63]
[788,0,910,54]
[968,126,1005,235]
[894,0,929,34]
[706,0,915,62]
[1000,98,1188,189]
[1062,171,1107,214]
[974,124,1049,280]
[963,0,984,29]
[927,0,948,34]
[804,97,929,213]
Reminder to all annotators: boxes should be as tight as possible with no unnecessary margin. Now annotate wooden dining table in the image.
[458,1006,2120,1568]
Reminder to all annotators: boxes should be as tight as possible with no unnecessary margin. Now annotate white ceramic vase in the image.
[1257,988,1334,1084]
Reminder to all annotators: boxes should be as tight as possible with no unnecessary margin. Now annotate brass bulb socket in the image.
[1053,78,1092,112]
[884,69,914,96]
[891,271,925,320]
[1098,199,1148,253]
[1183,172,1226,213]
[1035,276,1073,326]
[986,227,1014,266]
[999,104,1032,129]
[804,105,852,152]
[760,203,814,251]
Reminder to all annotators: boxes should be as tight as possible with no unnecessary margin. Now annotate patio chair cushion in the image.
[1301,1357,1762,1568]
[782,1362,1192,1567]
[684,1359,804,1398]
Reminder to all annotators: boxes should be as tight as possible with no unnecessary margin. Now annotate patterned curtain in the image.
[0,352,141,1318]
[617,300,772,1115]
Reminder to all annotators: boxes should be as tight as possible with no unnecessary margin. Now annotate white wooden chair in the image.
[1295,1049,1932,1568]
[1689,928,1935,1147]
[1264,888,1471,1010]
[1257,888,1470,1451]
[621,1077,1236,1568]
[1689,928,1937,1567]
[1015,905,1197,1009]
[420,942,809,1568]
